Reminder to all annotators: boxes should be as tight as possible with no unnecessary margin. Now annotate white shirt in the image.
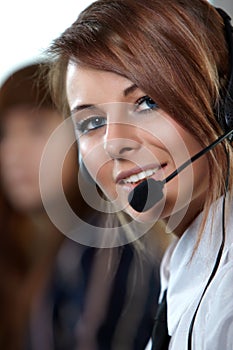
[159,196,233,350]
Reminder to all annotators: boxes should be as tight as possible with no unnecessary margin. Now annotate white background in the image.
[0,0,232,85]
[0,0,93,84]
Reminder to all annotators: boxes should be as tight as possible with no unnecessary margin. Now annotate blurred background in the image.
[0,0,93,85]
[0,0,232,85]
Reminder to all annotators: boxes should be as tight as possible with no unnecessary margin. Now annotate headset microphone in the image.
[128,128,233,212]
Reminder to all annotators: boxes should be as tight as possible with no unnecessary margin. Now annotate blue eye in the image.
[76,116,106,134]
[136,96,159,113]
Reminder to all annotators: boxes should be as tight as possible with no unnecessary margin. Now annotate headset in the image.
[128,7,233,350]
[129,7,233,213]
[187,8,233,350]
[216,8,233,134]
[80,8,233,192]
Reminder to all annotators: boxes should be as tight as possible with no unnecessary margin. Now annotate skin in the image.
[66,64,210,236]
[0,106,74,213]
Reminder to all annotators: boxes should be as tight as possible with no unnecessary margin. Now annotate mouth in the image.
[117,164,166,185]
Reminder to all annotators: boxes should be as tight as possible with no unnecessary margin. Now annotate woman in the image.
[47,0,233,349]
[0,62,87,350]
[0,62,166,349]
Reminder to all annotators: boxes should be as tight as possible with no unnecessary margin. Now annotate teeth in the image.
[123,168,159,184]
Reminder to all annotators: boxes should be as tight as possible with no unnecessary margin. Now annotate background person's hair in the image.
[48,0,233,243]
[0,61,62,259]
[0,62,57,114]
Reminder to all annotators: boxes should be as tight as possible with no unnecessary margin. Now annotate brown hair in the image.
[48,0,233,238]
[0,63,57,114]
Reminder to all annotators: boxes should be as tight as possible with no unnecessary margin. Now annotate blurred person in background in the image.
[0,62,87,350]
[0,62,170,350]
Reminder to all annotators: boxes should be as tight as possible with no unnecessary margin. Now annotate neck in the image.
[164,192,207,237]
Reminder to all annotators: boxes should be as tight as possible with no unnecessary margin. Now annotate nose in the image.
[104,122,140,159]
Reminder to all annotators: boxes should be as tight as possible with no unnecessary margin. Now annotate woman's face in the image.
[67,64,209,232]
[0,107,74,212]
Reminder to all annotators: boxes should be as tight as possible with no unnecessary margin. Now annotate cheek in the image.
[96,164,118,200]
[164,155,209,216]
[79,138,116,197]
[141,115,194,168]
[85,157,117,200]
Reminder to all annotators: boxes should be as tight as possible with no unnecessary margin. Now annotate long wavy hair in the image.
[48,0,233,243]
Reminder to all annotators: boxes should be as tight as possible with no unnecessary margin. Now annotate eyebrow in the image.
[70,104,95,117]
[123,83,138,97]
[70,84,139,116]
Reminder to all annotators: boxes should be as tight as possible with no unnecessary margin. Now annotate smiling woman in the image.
[47,0,233,349]
[66,66,207,231]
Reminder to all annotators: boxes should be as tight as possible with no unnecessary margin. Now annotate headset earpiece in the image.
[216,8,233,138]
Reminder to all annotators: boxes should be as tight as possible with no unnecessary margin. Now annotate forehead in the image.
[1,106,36,125]
[66,62,136,107]
[1,106,60,130]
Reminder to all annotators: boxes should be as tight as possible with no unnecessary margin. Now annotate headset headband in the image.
[215,8,233,134]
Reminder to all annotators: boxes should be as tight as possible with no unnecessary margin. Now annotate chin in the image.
[125,199,165,224]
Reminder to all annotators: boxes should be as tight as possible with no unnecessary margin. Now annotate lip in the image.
[115,163,166,184]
